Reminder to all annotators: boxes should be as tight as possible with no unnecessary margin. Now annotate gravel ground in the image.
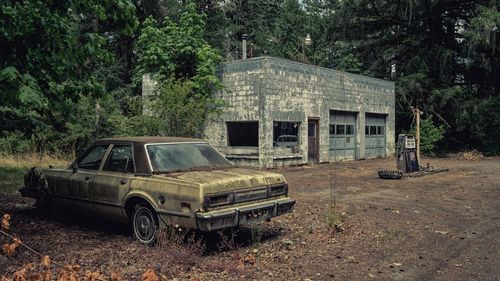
[1,157,499,280]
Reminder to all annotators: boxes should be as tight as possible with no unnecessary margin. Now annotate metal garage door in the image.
[365,113,386,158]
[329,111,357,161]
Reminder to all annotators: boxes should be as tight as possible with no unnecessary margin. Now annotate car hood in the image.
[159,168,286,194]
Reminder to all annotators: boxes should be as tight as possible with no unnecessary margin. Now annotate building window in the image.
[227,122,258,146]
[346,125,354,135]
[331,124,354,136]
[365,125,385,136]
[273,121,299,148]
[329,125,335,135]
[336,124,345,135]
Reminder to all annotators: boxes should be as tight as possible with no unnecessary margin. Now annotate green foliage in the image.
[410,116,446,156]
[0,0,139,153]
[0,0,498,155]
[135,3,225,138]
[0,131,36,154]
[151,79,225,137]
[135,3,222,92]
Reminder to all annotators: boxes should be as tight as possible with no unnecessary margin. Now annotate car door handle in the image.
[84,176,92,181]
[120,179,128,185]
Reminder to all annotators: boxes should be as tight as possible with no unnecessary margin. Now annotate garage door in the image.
[365,113,386,158]
[329,111,357,160]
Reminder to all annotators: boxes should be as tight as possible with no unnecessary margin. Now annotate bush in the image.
[410,116,446,155]
[151,79,225,138]
[0,131,35,154]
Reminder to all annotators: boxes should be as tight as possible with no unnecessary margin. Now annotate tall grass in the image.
[0,153,70,194]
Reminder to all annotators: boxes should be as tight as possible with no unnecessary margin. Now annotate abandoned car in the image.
[21,137,295,244]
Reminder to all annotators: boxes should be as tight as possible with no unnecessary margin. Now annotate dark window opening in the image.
[273,121,300,148]
[227,122,258,147]
[329,125,335,135]
[365,126,370,135]
[370,126,377,135]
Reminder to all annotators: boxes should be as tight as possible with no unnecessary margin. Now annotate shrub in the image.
[410,116,446,155]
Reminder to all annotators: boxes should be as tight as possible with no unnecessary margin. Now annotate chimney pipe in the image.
[241,34,248,60]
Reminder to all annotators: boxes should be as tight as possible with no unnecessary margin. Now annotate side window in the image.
[103,145,134,173]
[77,145,108,170]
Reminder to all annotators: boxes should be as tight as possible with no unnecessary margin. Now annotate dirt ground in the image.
[1,157,499,280]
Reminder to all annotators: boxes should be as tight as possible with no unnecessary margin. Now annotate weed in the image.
[325,208,346,234]
[249,224,264,245]
[154,226,205,274]
[216,228,238,252]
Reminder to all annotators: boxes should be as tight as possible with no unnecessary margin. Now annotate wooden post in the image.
[415,107,420,163]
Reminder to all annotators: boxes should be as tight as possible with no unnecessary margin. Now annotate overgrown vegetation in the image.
[410,116,446,156]
[0,155,69,193]
[1,0,499,155]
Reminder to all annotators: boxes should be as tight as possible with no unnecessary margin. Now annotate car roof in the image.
[88,136,207,175]
[94,136,204,145]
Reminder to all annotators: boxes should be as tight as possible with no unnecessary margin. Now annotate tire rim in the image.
[134,207,156,243]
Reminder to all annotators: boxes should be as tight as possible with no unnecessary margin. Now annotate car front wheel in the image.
[132,203,158,245]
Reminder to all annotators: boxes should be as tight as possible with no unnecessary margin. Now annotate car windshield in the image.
[146,142,232,173]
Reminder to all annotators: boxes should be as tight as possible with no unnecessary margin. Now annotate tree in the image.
[0,0,138,152]
[135,3,225,137]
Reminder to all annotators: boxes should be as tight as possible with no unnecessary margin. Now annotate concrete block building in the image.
[143,56,395,168]
[203,56,395,168]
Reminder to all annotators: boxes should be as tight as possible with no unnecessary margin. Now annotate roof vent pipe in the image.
[241,34,248,60]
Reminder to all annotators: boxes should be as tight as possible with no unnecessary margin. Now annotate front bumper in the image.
[195,197,295,232]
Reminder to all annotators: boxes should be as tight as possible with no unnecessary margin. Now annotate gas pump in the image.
[379,130,448,179]
[396,134,419,173]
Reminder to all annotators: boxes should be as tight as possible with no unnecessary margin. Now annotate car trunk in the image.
[164,168,285,194]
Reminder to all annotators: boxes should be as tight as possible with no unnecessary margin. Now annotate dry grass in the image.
[0,153,70,194]
[0,153,70,168]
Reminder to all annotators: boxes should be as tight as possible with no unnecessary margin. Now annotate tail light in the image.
[268,183,288,197]
[203,192,235,209]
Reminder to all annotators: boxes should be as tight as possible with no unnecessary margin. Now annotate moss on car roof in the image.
[95,136,204,145]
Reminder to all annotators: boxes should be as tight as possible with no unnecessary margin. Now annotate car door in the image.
[54,144,110,214]
[91,143,135,219]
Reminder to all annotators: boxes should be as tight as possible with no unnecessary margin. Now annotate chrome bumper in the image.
[195,197,295,232]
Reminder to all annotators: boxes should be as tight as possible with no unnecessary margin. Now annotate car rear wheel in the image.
[132,203,158,245]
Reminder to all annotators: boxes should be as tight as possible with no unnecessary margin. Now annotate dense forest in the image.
[1,0,498,155]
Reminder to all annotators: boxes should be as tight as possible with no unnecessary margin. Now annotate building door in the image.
[329,111,357,161]
[365,113,387,158]
[307,119,319,163]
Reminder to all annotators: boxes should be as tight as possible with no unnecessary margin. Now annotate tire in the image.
[132,203,158,245]
[378,169,403,180]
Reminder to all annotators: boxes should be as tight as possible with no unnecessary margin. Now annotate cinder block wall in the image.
[204,59,266,167]
[256,57,395,167]
[182,56,394,168]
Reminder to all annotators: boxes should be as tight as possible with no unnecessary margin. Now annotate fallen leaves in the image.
[237,254,256,270]
[2,237,21,257]
[57,264,81,281]
[41,256,51,267]
[141,269,159,281]
[2,214,10,230]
